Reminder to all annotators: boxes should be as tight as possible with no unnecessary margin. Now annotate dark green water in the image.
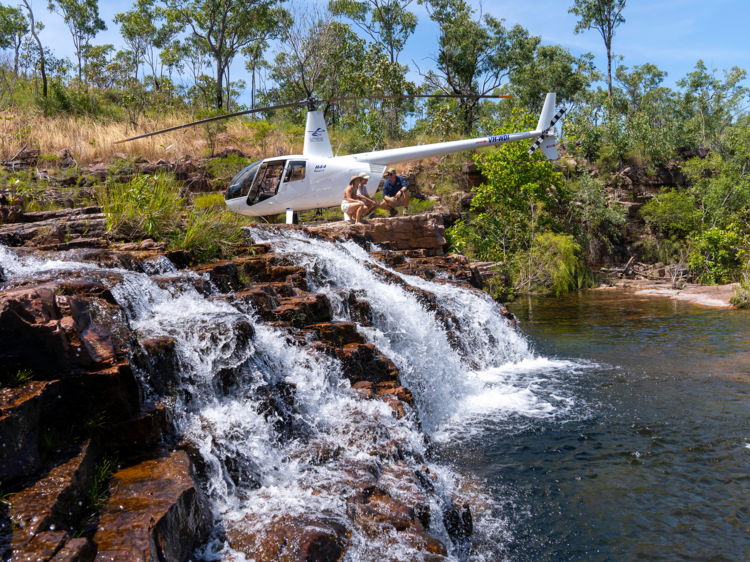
[443,291,750,561]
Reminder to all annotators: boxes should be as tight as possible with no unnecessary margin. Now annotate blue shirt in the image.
[383,176,406,198]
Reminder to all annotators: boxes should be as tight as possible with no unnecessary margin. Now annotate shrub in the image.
[512,232,590,296]
[688,226,747,284]
[730,263,750,308]
[640,190,701,237]
[97,175,185,240]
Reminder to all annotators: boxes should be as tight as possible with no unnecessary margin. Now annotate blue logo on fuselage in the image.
[308,128,325,137]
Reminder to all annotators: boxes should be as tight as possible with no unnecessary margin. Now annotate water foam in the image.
[1,234,575,560]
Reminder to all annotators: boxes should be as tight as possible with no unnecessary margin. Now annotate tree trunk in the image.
[23,0,46,97]
[606,42,612,100]
[216,60,224,109]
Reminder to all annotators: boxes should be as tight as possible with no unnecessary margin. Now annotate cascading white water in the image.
[1,233,579,561]
[249,230,577,441]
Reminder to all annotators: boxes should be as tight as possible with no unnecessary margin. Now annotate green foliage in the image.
[90,454,117,511]
[640,189,701,237]
[168,208,248,263]
[205,154,249,184]
[97,174,184,240]
[193,192,226,210]
[0,368,33,389]
[730,262,750,308]
[513,232,589,296]
[567,174,626,260]
[419,0,538,133]
[688,226,748,285]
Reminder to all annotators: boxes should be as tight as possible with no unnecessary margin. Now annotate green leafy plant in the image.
[1,368,33,388]
[97,174,184,240]
[512,232,589,296]
[688,226,747,284]
[169,208,248,263]
[730,262,750,308]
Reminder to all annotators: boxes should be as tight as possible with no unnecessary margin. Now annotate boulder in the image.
[227,514,349,562]
[93,449,210,562]
[49,538,96,562]
[189,261,241,293]
[4,441,96,554]
[0,284,123,377]
[0,381,50,482]
[271,294,333,327]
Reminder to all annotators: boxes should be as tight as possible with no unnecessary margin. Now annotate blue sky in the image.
[27,0,750,104]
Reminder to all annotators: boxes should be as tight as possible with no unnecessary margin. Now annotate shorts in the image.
[383,196,405,208]
[341,200,351,213]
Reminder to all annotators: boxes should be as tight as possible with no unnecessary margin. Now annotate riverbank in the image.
[596,279,739,308]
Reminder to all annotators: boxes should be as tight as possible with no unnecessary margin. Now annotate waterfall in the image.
[1,231,573,561]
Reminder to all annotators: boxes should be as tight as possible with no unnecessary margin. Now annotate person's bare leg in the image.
[354,203,366,223]
[402,191,410,215]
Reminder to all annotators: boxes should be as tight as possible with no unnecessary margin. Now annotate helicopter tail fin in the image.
[536,93,557,132]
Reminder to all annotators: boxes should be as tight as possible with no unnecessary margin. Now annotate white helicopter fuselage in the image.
[225,94,561,217]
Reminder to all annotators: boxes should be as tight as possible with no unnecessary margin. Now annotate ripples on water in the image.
[438,292,750,561]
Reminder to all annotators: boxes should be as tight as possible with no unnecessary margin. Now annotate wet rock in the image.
[216,288,278,320]
[333,343,399,385]
[227,514,350,562]
[271,294,333,327]
[93,449,210,562]
[378,462,431,530]
[346,485,417,532]
[442,503,473,541]
[350,381,374,399]
[0,382,49,482]
[332,289,373,325]
[5,441,96,553]
[0,205,23,224]
[307,321,364,347]
[0,283,123,376]
[255,381,299,440]
[189,261,241,293]
[42,363,142,433]
[98,405,172,458]
[49,538,96,562]
[10,530,67,562]
[138,337,180,394]
[376,385,414,405]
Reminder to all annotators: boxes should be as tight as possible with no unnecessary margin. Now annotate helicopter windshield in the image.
[225,160,261,200]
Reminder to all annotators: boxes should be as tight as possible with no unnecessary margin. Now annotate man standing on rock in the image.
[380,168,410,216]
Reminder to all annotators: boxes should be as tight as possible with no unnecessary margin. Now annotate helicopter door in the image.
[247,160,287,205]
[276,160,307,197]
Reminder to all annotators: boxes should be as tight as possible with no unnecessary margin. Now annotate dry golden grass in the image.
[0,111,306,165]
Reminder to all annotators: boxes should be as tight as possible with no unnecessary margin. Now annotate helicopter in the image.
[115,93,565,219]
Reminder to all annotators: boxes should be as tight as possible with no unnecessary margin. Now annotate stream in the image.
[437,291,750,561]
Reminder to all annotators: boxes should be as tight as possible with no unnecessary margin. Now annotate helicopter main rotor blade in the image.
[113,93,511,144]
[113,100,308,144]
[323,94,511,103]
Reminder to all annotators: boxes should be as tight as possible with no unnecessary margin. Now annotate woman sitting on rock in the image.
[342,176,368,224]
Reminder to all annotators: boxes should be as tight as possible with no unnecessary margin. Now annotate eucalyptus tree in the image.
[20,0,45,96]
[164,0,281,110]
[568,0,626,100]
[0,5,29,75]
[272,2,341,101]
[418,0,537,133]
[242,39,269,110]
[328,0,416,64]
[47,0,106,83]
[509,45,598,114]
[114,0,177,89]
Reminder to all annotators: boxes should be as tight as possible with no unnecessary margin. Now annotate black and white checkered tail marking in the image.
[528,106,567,156]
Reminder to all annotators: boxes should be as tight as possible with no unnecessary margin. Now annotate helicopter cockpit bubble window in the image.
[225,160,261,200]
[283,161,306,182]
[247,160,287,204]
